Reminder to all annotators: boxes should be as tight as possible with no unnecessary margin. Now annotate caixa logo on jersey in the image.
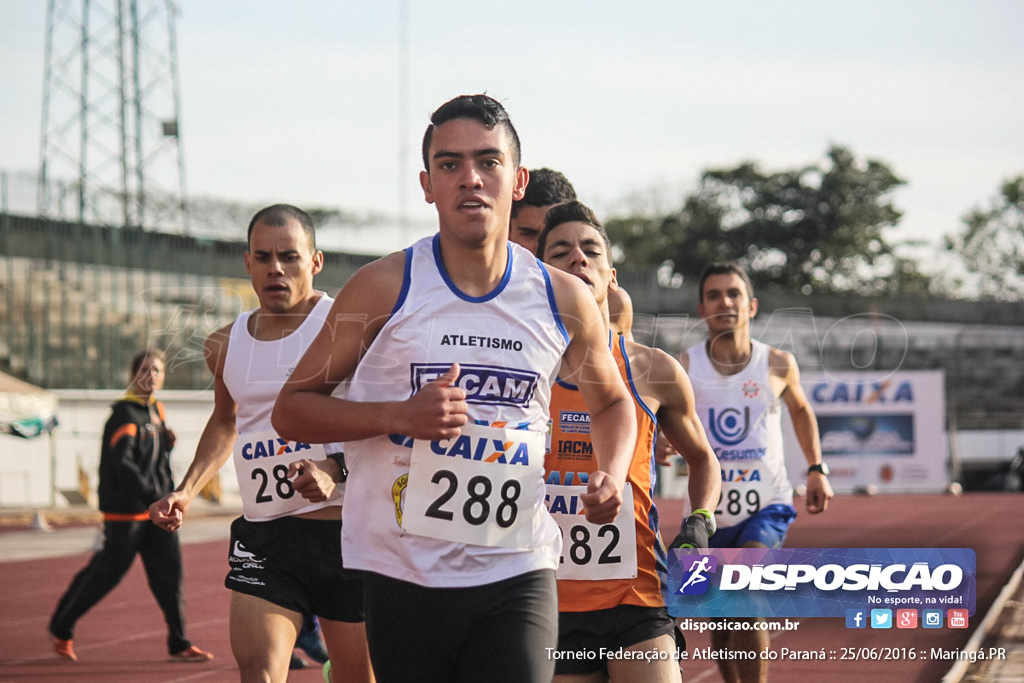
[428,432,533,466]
[411,363,540,408]
[240,437,314,460]
[707,406,750,446]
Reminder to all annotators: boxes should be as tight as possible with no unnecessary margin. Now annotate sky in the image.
[2,0,1023,258]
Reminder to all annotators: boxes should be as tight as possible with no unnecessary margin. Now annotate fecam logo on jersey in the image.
[411,363,540,408]
[240,437,314,460]
[708,406,751,446]
[559,411,591,434]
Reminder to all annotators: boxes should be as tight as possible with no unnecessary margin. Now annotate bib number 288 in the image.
[403,424,543,549]
[424,469,521,529]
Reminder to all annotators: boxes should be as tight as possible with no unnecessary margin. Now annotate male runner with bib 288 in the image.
[681,261,833,683]
[150,205,372,683]
[272,94,636,683]
[539,201,721,683]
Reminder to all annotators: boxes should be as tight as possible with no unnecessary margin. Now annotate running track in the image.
[1,492,1021,682]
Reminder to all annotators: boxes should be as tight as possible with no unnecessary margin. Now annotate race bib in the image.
[234,431,328,518]
[715,464,770,527]
[403,423,544,549]
[547,484,637,580]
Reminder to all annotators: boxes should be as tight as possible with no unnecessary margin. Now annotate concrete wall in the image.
[2,391,1021,509]
[0,390,242,509]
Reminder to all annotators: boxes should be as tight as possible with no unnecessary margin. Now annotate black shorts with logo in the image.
[556,604,678,675]
[225,515,363,622]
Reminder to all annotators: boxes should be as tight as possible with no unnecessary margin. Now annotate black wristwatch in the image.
[807,462,830,476]
[327,452,349,482]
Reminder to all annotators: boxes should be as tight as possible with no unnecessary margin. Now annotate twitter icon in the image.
[870,609,892,629]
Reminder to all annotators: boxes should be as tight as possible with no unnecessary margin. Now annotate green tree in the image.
[944,175,1024,300]
[607,146,928,295]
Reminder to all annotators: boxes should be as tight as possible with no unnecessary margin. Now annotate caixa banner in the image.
[667,548,975,618]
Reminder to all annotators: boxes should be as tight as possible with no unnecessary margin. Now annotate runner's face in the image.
[698,273,757,334]
[419,118,527,247]
[541,221,617,304]
[509,203,557,256]
[132,357,165,396]
[245,219,323,314]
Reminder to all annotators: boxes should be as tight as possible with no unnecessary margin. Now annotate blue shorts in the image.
[709,504,797,548]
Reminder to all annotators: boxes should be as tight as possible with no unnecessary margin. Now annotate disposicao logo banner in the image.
[666,548,975,618]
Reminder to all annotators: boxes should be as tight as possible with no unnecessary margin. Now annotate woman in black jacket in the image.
[49,349,213,663]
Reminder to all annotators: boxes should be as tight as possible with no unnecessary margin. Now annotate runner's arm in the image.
[774,349,832,513]
[150,328,238,531]
[551,269,636,523]
[646,346,721,514]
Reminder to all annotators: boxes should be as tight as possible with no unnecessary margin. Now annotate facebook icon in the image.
[846,609,866,629]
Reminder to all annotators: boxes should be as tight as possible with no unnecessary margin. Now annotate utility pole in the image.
[38,0,188,232]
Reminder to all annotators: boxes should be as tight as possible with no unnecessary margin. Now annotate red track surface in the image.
[1,492,1021,682]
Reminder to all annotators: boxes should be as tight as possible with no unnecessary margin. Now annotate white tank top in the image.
[343,235,567,587]
[686,339,793,526]
[223,294,344,521]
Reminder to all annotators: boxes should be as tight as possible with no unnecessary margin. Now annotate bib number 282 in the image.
[546,483,638,580]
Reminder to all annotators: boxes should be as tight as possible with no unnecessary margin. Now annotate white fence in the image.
[2,391,1021,509]
[0,390,241,509]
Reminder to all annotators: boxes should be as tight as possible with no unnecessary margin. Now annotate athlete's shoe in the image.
[296,624,330,663]
[169,645,214,662]
[290,652,307,670]
[322,660,332,683]
[52,636,78,661]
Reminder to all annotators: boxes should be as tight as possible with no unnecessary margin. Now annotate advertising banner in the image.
[667,547,976,619]
[784,370,947,493]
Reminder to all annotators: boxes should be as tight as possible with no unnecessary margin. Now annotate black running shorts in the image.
[225,515,363,622]
[555,604,678,675]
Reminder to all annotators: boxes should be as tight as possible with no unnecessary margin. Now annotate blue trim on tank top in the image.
[538,260,570,345]
[618,333,657,424]
[389,247,414,317]
[431,234,512,303]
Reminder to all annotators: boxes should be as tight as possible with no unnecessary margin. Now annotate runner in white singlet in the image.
[272,95,638,683]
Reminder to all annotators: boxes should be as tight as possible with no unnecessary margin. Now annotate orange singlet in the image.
[545,334,666,611]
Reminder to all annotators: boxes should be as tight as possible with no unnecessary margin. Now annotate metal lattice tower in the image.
[38,0,188,232]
